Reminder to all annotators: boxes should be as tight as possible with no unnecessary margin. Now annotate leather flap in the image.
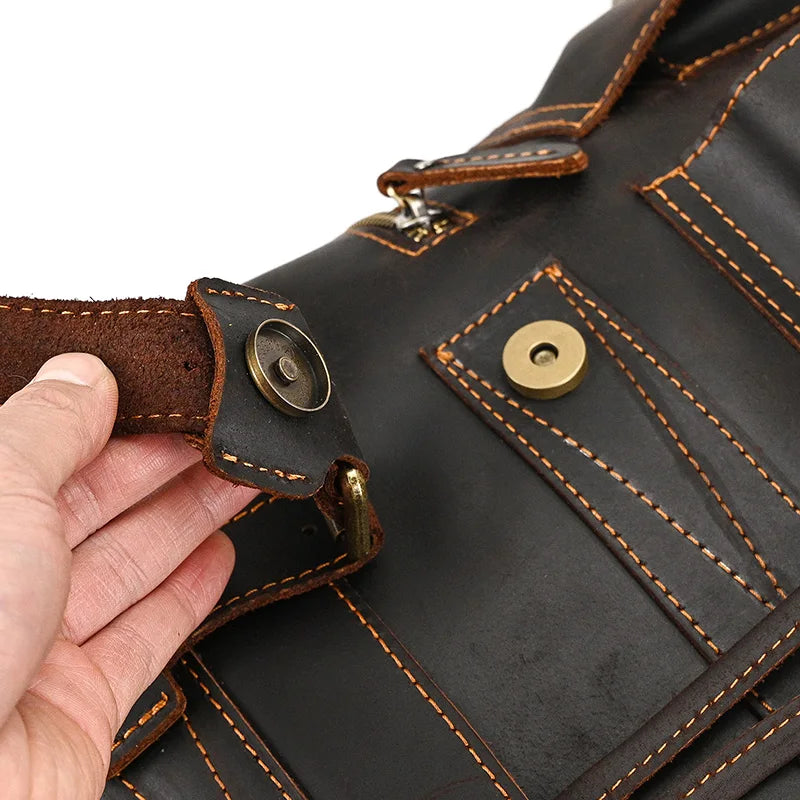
[108,670,185,778]
[188,278,368,501]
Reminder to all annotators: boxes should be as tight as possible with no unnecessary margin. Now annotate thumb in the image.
[0,353,117,726]
[0,353,118,496]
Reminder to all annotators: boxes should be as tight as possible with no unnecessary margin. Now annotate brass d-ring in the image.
[339,467,371,561]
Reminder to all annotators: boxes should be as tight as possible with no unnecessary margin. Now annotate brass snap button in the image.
[502,320,587,400]
[245,319,331,416]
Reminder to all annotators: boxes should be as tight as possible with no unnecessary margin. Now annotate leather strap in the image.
[558,585,800,800]
[377,141,588,195]
[0,291,211,435]
[0,278,374,510]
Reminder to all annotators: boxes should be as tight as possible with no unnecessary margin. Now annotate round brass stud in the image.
[245,319,331,416]
[502,320,588,400]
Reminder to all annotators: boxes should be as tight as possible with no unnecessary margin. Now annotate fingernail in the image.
[32,353,108,387]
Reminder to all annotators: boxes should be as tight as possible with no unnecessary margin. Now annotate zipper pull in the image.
[377,140,587,196]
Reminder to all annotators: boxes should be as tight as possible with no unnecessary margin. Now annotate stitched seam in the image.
[220,452,308,482]
[480,118,583,147]
[596,621,800,800]
[225,494,278,527]
[211,553,348,612]
[650,184,800,339]
[204,287,295,312]
[500,102,595,126]
[183,662,295,800]
[681,700,800,798]
[545,259,800,524]
[117,413,208,423]
[578,0,675,125]
[0,304,195,317]
[439,354,774,611]
[332,584,515,798]
[547,266,786,599]
[675,4,800,80]
[645,31,800,189]
[433,354,719,652]
[183,715,233,800]
[679,171,800,301]
[438,269,547,350]
[437,148,559,165]
[348,203,478,257]
[482,0,674,147]
[119,778,148,800]
[111,692,169,752]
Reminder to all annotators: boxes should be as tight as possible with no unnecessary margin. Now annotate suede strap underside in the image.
[0,293,213,435]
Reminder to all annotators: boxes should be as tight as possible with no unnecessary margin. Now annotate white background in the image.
[0,2,608,301]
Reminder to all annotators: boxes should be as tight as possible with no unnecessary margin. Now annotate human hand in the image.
[0,353,258,800]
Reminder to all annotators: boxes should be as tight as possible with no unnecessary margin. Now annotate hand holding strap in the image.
[0,277,382,560]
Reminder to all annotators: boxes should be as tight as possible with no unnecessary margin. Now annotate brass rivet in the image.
[245,319,331,416]
[502,320,587,400]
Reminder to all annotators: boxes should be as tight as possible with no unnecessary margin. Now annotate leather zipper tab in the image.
[377,140,588,195]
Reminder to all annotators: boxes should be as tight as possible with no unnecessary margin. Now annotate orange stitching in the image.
[596,619,800,800]
[117,413,207,423]
[479,118,582,147]
[204,287,295,312]
[675,4,800,81]
[682,702,800,798]
[183,661,295,800]
[211,553,348,612]
[650,184,800,339]
[439,269,547,350]
[440,355,774,611]
[482,0,675,146]
[332,584,515,798]
[547,266,786,599]
[0,304,195,317]
[431,355,719,653]
[220,451,308,482]
[111,692,169,752]
[119,777,148,800]
[679,171,800,301]
[580,0,675,122]
[646,31,800,189]
[348,204,478,258]
[226,494,278,526]
[183,715,233,800]
[541,259,800,525]
[499,102,595,127]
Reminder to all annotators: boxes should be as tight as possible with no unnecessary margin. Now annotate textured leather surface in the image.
[103,1,800,798]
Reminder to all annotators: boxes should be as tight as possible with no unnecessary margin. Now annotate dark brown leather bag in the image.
[4,1,800,797]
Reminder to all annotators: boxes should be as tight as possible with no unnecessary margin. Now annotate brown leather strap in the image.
[0,292,213,435]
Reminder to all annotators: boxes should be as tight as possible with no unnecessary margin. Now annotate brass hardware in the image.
[502,320,587,400]
[339,467,371,561]
[245,318,331,416]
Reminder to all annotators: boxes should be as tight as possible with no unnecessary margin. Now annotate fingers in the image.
[0,353,118,497]
[0,354,117,728]
[63,463,257,644]
[56,433,203,549]
[82,531,235,728]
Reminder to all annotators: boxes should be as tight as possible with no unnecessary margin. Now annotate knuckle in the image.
[57,473,104,539]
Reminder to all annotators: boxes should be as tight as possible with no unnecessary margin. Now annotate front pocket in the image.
[421,259,800,700]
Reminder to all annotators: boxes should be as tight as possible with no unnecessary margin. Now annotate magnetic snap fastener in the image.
[245,318,331,416]
[502,320,587,400]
